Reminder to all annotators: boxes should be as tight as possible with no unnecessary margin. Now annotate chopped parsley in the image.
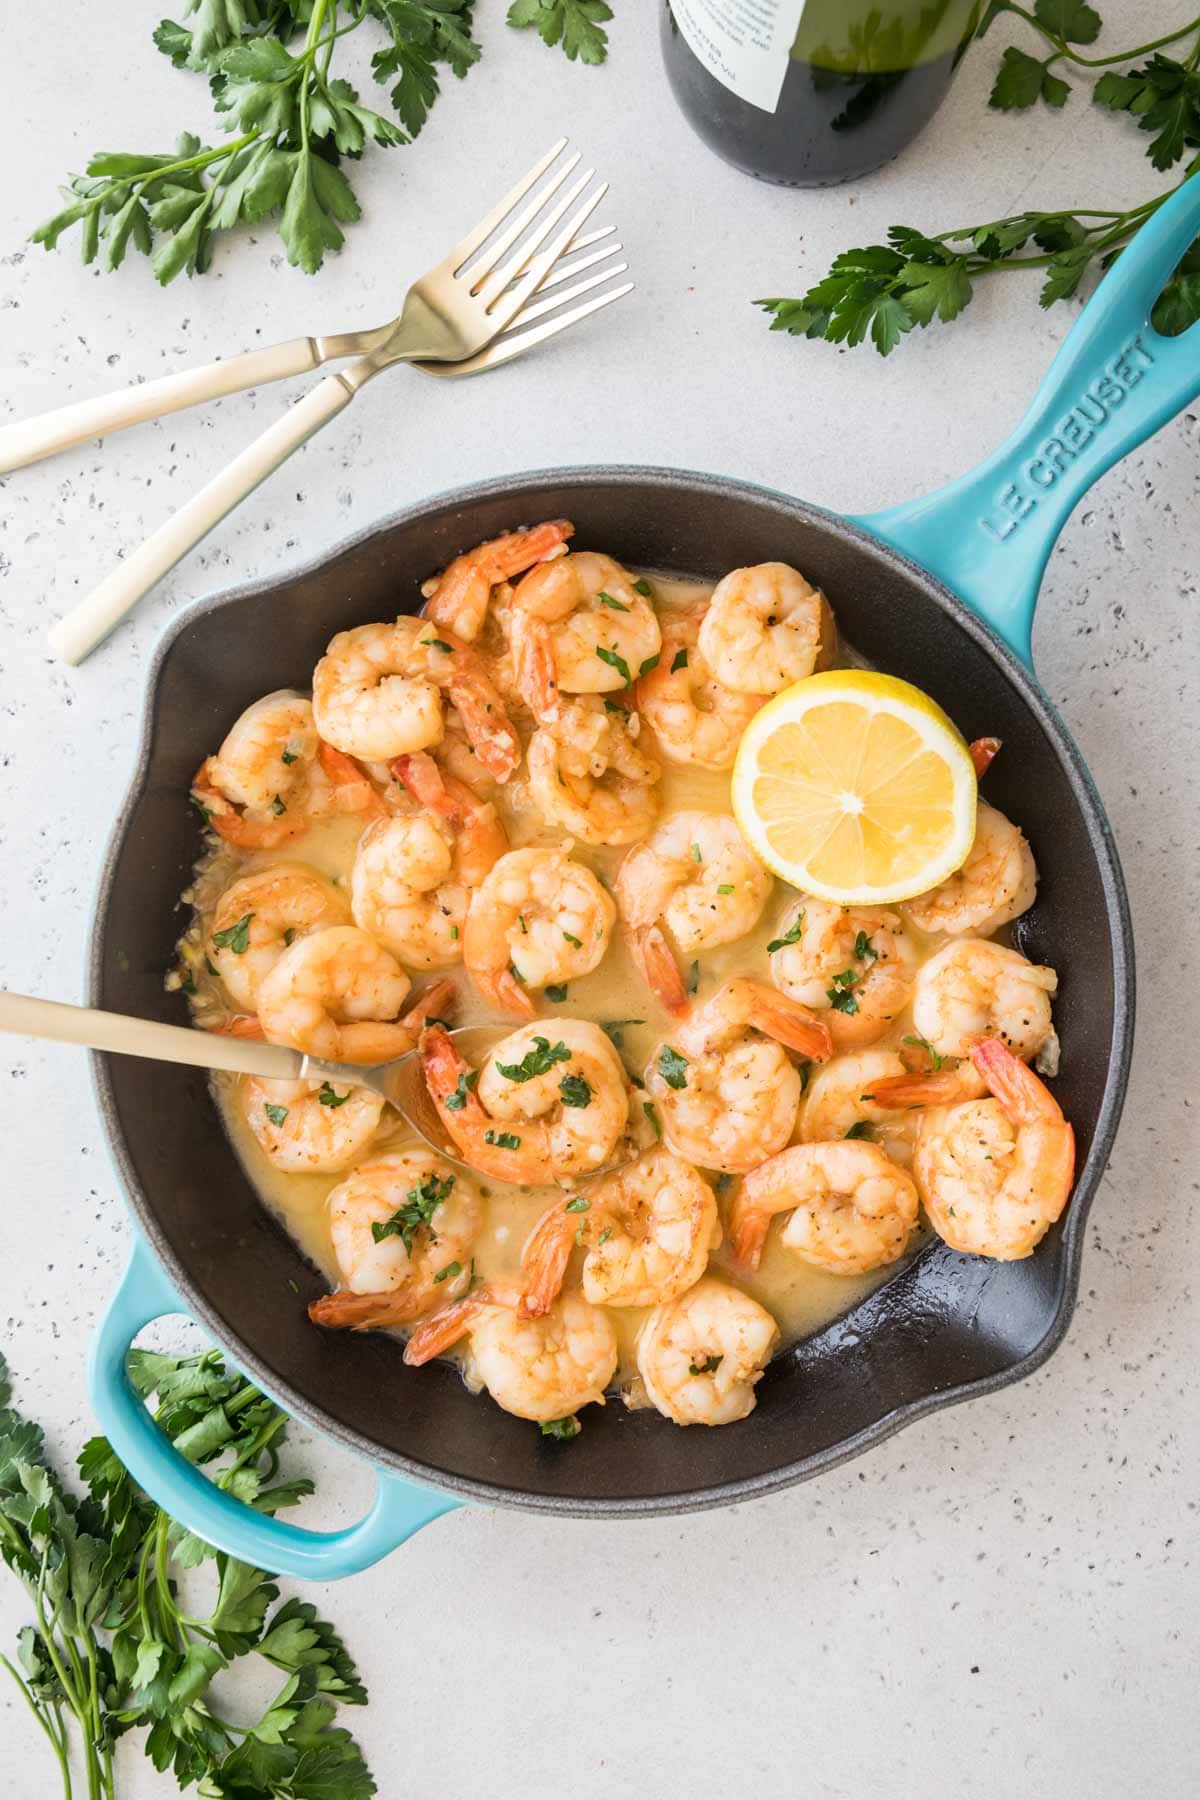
[689,1354,723,1375]
[643,1100,662,1139]
[540,1415,581,1440]
[444,1068,479,1111]
[372,1172,454,1249]
[562,929,583,950]
[632,578,653,597]
[686,960,700,995]
[318,1083,349,1108]
[559,1073,592,1108]
[449,924,459,941]
[827,968,861,1014]
[263,1103,289,1127]
[853,930,878,962]
[903,1033,945,1071]
[564,1195,590,1214]
[484,1129,522,1149]
[281,746,299,765]
[597,1227,613,1245]
[282,927,297,946]
[545,983,569,1003]
[670,647,689,673]
[690,841,702,863]
[180,969,197,995]
[657,1046,689,1090]
[716,883,734,895]
[844,1120,876,1141]
[433,1260,461,1284]
[270,794,286,816]
[422,637,455,654]
[639,652,660,676]
[767,915,805,954]
[598,590,629,612]
[595,645,631,684]
[601,1018,643,1048]
[204,956,219,978]
[496,1037,572,1083]
[212,912,253,955]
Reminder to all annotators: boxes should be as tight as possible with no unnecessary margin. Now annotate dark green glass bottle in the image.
[662,1,982,187]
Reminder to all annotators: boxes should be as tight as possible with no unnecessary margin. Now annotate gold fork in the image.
[29,141,630,665]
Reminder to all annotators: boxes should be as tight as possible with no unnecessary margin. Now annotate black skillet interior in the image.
[92,469,1132,1513]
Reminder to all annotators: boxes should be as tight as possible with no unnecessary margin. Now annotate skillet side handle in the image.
[852,175,1200,668]
[89,1239,459,1580]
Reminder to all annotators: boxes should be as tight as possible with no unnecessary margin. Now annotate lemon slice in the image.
[731,670,977,904]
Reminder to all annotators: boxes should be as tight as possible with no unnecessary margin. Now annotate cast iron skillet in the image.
[87,180,1200,1580]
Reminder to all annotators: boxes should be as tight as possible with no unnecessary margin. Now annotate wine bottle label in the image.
[670,0,809,113]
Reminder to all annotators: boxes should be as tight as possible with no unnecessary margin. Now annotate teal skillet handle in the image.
[89,1238,460,1580]
[852,175,1200,667]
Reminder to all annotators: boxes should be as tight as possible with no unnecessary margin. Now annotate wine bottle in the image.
[661,1,982,188]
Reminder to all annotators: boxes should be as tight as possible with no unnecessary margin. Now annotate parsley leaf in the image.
[595,645,632,684]
[559,1073,592,1108]
[372,1172,454,1249]
[484,1129,522,1149]
[597,589,630,611]
[211,912,253,955]
[263,1102,289,1128]
[688,1353,723,1375]
[844,1120,877,1140]
[444,1068,479,1111]
[539,1413,583,1438]
[507,0,613,65]
[671,647,689,673]
[318,1082,349,1108]
[496,1036,572,1082]
[767,916,804,954]
[657,1046,689,1090]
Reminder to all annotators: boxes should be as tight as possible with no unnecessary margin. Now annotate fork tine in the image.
[483,179,610,326]
[460,151,582,286]
[536,240,623,293]
[415,282,634,380]
[506,256,629,327]
[499,222,616,295]
[476,166,596,310]
[443,138,568,273]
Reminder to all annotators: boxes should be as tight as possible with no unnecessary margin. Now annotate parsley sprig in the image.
[33,0,612,283]
[0,1349,374,1798]
[759,2,1200,355]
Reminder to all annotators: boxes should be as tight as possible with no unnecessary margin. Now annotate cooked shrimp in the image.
[242,1076,386,1173]
[194,694,383,848]
[520,1147,721,1315]
[256,924,445,1063]
[421,1019,629,1184]
[616,813,773,1013]
[312,619,520,779]
[463,847,615,1017]
[308,1151,482,1328]
[420,520,573,642]
[697,562,835,696]
[404,1283,618,1425]
[644,979,832,1174]
[525,697,661,847]
[799,1048,919,1167]
[904,802,1037,938]
[637,1277,779,1427]
[912,938,1057,1062]
[912,1037,1075,1260]
[635,605,762,770]
[770,899,919,1050]
[209,865,350,1012]
[510,551,661,696]
[350,758,506,970]
[730,1140,919,1274]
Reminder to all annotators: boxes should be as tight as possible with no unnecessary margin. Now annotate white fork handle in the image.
[0,990,303,1081]
[0,337,321,476]
[48,372,354,665]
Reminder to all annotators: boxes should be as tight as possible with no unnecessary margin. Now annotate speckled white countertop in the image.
[2,3,1198,1794]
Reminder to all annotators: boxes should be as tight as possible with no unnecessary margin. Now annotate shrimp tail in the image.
[317,742,387,818]
[309,1288,426,1332]
[403,1289,493,1365]
[513,615,561,724]
[210,1013,266,1040]
[446,660,522,783]
[473,964,537,1020]
[969,737,1002,780]
[192,760,295,849]
[391,751,452,813]
[518,1204,576,1319]
[866,1068,984,1108]
[401,979,457,1035]
[631,925,690,1015]
[727,1192,771,1270]
[741,981,833,1062]
[971,1036,1063,1124]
